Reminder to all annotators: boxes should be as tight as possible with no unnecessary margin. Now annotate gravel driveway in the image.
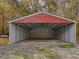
[0,39,79,59]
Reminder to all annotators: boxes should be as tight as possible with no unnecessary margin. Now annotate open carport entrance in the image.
[9,12,76,44]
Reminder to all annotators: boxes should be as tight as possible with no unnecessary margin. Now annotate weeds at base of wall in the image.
[59,43,75,48]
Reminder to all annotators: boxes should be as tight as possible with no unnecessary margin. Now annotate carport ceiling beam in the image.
[17,23,32,30]
[48,24,59,29]
[25,23,35,29]
[54,24,66,28]
[29,23,40,29]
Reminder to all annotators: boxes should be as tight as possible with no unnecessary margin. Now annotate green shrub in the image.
[0,38,8,46]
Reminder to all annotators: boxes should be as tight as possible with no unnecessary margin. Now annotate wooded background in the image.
[0,0,79,41]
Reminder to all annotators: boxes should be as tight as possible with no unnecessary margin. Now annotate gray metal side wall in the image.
[9,23,29,44]
[57,24,76,44]
[68,23,76,44]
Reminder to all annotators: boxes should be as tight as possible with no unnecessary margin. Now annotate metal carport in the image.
[8,11,76,44]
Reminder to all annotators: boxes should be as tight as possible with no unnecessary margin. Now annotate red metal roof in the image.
[13,12,73,24]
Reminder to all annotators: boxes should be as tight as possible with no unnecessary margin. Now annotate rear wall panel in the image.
[29,27,55,39]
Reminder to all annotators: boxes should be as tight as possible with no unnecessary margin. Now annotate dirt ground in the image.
[0,39,79,59]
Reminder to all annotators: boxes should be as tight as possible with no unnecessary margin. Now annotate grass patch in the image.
[59,43,75,48]
[0,38,8,46]
[37,47,60,59]
[38,47,49,52]
[1,46,61,59]
[3,50,60,59]
[4,53,35,59]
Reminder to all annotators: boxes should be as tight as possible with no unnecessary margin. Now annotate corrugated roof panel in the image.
[14,12,73,24]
